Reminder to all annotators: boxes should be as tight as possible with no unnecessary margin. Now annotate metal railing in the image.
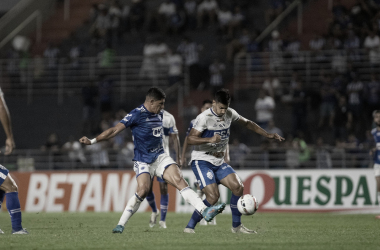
[234,49,376,96]
[0,55,188,104]
[1,146,372,171]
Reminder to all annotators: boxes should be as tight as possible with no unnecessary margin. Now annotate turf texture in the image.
[0,212,379,250]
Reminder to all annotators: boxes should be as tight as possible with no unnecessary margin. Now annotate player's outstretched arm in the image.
[237,116,285,142]
[79,123,126,145]
[187,128,221,145]
[0,93,14,155]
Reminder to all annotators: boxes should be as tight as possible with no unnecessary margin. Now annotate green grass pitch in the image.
[0,212,379,250]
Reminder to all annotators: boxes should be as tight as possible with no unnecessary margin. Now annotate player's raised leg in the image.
[162,164,226,223]
[219,173,256,234]
[113,173,151,233]
[158,179,168,228]
[0,173,28,234]
[146,183,159,228]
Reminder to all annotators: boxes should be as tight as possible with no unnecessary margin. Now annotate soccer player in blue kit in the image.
[79,87,225,233]
[183,89,284,234]
[0,88,28,234]
[370,110,380,219]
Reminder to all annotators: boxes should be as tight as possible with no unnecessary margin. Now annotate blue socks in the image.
[230,194,242,228]
[146,191,157,213]
[186,199,210,229]
[6,192,23,231]
[160,194,169,221]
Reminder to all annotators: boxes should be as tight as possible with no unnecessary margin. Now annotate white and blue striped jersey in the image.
[120,104,164,164]
[190,107,240,166]
[371,128,380,164]
[162,110,178,155]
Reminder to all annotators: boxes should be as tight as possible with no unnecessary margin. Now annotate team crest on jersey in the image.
[152,126,163,137]
[207,171,214,179]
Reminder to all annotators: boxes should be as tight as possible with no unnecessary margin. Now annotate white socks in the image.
[180,187,207,214]
[118,193,143,226]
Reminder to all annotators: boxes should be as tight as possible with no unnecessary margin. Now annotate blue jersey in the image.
[120,104,164,164]
[371,128,380,164]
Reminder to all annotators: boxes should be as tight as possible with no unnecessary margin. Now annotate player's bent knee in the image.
[137,185,151,198]
[231,184,244,196]
[206,192,220,205]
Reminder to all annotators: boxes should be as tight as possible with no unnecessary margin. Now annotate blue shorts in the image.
[0,164,9,186]
[191,160,236,190]
[156,176,166,183]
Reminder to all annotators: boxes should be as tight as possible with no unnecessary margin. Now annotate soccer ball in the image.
[237,194,259,215]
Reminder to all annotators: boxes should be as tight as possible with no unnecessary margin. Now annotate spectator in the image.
[226,28,251,62]
[254,89,275,129]
[318,74,336,128]
[209,59,225,93]
[364,30,380,67]
[346,74,364,134]
[184,0,198,30]
[262,72,282,100]
[266,119,283,138]
[230,138,250,169]
[158,0,176,32]
[166,48,183,86]
[168,5,186,34]
[177,37,202,89]
[309,34,326,63]
[117,141,134,168]
[62,135,87,165]
[98,74,113,119]
[81,80,98,135]
[330,95,353,141]
[98,44,116,68]
[43,43,60,69]
[197,0,218,28]
[129,0,146,32]
[314,137,332,169]
[286,79,307,135]
[90,6,110,44]
[267,30,283,71]
[217,5,232,36]
[343,29,360,62]
[227,6,245,38]
[285,135,300,169]
[140,38,159,79]
[41,132,60,153]
[365,72,380,125]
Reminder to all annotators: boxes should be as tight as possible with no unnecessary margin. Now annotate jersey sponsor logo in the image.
[149,145,163,153]
[152,126,163,137]
[214,128,230,139]
[123,114,132,122]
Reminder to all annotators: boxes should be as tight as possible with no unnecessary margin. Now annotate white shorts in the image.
[375,163,380,177]
[133,153,177,179]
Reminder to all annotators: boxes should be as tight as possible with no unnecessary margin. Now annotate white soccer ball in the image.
[237,194,259,215]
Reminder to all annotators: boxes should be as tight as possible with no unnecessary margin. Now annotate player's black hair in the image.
[202,99,212,105]
[214,89,231,105]
[373,110,380,117]
[146,87,166,101]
